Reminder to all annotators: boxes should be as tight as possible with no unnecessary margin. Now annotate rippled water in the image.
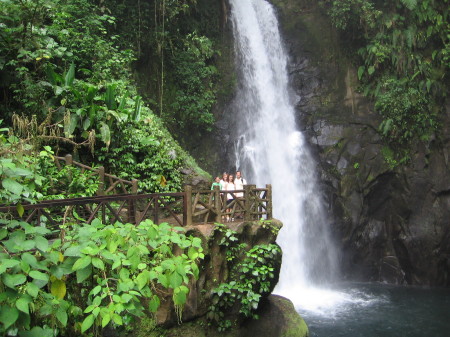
[295,283,450,337]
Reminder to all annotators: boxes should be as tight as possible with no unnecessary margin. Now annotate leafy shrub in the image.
[0,219,204,335]
[376,78,436,146]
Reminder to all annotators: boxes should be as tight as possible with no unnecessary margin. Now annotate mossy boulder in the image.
[159,295,308,337]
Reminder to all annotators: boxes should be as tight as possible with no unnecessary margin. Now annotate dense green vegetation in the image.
[1,0,220,192]
[0,218,204,336]
[320,0,449,160]
[1,1,221,335]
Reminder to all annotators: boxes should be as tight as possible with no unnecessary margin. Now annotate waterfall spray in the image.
[229,0,338,307]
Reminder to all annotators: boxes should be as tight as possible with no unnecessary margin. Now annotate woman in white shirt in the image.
[225,174,235,222]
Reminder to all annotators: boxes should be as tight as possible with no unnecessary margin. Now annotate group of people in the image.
[211,171,247,222]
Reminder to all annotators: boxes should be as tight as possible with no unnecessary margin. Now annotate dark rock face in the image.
[271,0,450,286]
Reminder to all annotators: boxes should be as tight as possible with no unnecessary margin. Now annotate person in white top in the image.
[219,172,228,190]
[225,174,235,222]
[234,171,247,197]
[234,171,247,219]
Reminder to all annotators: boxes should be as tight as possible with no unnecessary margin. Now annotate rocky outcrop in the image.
[271,0,450,286]
[154,220,283,327]
[163,295,309,337]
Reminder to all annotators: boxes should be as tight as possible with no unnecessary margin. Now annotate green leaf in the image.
[1,258,20,270]
[35,236,49,252]
[72,255,92,271]
[368,66,375,75]
[21,253,39,269]
[100,122,111,148]
[119,268,130,281]
[157,274,168,288]
[16,203,25,217]
[51,279,67,299]
[169,272,182,289]
[148,295,160,313]
[16,296,31,314]
[188,247,198,260]
[64,63,75,87]
[92,257,105,270]
[83,118,91,130]
[0,306,19,329]
[0,228,7,240]
[81,314,95,333]
[76,266,92,283]
[173,287,187,306]
[56,310,68,326]
[64,114,78,138]
[136,271,149,290]
[2,273,27,288]
[112,313,123,325]
[29,270,49,282]
[64,245,81,257]
[102,313,111,328]
[105,84,117,110]
[132,96,142,122]
[357,66,365,80]
[2,178,23,196]
[26,282,40,298]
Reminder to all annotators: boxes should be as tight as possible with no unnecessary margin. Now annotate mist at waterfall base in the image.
[228,0,450,336]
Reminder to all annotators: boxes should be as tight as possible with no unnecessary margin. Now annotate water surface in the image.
[298,283,450,337]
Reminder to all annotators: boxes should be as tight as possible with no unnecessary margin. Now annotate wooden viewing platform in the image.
[0,184,272,230]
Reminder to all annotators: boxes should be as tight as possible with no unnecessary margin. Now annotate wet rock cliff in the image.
[270,0,450,286]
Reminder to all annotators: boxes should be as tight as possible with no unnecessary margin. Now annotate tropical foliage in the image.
[320,0,449,154]
[0,0,217,191]
[0,218,204,336]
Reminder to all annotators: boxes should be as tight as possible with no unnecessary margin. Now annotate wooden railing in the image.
[0,185,272,230]
[187,184,272,225]
[54,154,138,195]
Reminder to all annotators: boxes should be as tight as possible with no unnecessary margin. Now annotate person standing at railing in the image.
[234,171,247,219]
[211,176,221,190]
[219,172,228,222]
[225,174,235,222]
[219,172,228,190]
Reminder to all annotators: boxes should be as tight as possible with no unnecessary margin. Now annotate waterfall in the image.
[229,0,339,307]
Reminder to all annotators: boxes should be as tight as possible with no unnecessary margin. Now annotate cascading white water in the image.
[229,0,340,308]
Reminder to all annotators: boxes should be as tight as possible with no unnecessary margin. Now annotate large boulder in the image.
[162,295,309,337]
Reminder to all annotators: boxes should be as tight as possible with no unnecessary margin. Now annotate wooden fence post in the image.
[243,185,251,221]
[97,166,105,196]
[184,185,193,226]
[65,154,73,181]
[127,179,138,224]
[213,185,221,223]
[266,184,272,219]
[64,154,73,166]
[249,184,256,220]
[131,179,138,194]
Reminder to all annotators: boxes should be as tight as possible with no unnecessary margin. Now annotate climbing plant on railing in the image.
[0,219,204,335]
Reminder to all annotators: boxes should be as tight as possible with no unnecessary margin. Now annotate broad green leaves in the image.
[0,219,203,335]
